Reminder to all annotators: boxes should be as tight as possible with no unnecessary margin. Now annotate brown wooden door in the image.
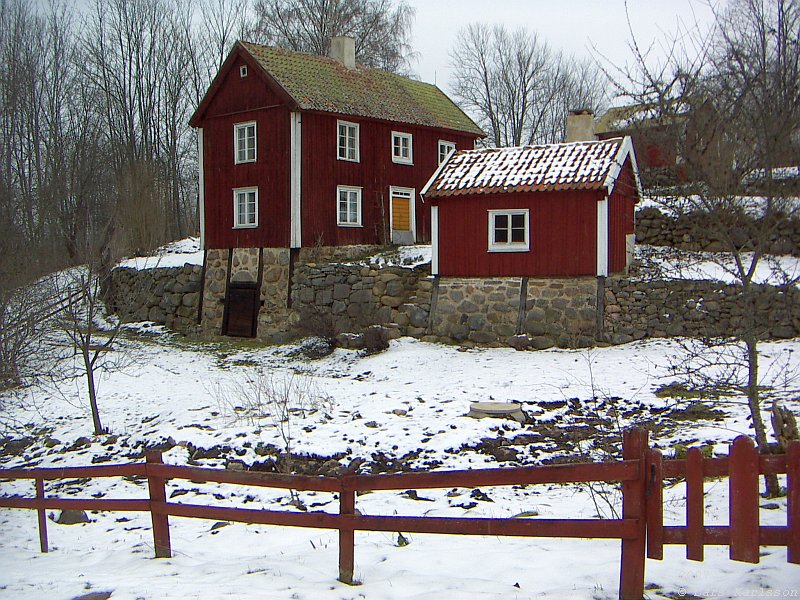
[223,283,259,337]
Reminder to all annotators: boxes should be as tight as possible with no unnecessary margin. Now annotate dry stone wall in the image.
[603,276,800,344]
[635,207,800,255]
[110,264,203,333]
[290,262,431,338]
[110,243,800,349]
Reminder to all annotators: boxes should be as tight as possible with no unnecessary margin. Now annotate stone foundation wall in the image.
[201,248,228,335]
[525,278,597,348]
[110,264,203,333]
[431,278,521,344]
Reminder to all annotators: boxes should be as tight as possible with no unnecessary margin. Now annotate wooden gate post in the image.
[338,473,356,584]
[619,428,648,600]
[35,477,48,553]
[146,451,172,558]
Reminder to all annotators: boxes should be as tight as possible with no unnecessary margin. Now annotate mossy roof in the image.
[239,41,483,136]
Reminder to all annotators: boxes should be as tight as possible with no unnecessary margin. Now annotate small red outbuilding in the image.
[422,137,641,278]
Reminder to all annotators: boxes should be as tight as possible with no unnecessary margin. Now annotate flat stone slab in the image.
[468,402,526,423]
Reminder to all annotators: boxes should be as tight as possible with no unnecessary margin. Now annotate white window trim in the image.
[391,131,413,165]
[234,121,257,164]
[239,65,248,77]
[438,140,456,165]
[233,186,258,229]
[487,209,530,252]
[337,120,360,162]
[337,185,362,227]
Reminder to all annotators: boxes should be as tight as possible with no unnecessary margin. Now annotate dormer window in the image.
[392,131,413,165]
[239,65,248,78]
[234,121,256,164]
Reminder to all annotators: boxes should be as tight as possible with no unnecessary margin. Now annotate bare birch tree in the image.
[251,0,416,73]
[450,23,608,147]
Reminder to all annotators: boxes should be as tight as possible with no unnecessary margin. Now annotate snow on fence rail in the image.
[0,430,798,600]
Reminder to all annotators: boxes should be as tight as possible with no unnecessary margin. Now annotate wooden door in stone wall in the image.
[223,281,259,337]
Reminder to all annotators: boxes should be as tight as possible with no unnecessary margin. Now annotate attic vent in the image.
[239,65,248,78]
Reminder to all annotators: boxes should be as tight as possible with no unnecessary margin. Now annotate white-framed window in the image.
[438,140,456,165]
[239,65,248,78]
[488,209,529,252]
[234,121,256,164]
[337,185,362,227]
[337,120,359,162]
[233,187,258,228]
[392,131,413,164]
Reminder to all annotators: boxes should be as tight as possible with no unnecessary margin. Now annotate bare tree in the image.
[450,23,608,147]
[251,0,416,73]
[615,0,800,496]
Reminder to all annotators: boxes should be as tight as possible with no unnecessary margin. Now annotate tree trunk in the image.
[83,350,104,436]
[745,336,780,497]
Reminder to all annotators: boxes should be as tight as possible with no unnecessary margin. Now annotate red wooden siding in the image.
[200,54,292,249]
[433,190,599,277]
[300,112,476,247]
[608,159,639,273]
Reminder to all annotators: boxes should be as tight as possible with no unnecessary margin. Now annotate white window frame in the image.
[337,185,362,227]
[234,121,256,164]
[392,131,413,165]
[233,187,258,229]
[239,65,248,78]
[438,140,456,165]
[337,120,360,162]
[487,209,529,252]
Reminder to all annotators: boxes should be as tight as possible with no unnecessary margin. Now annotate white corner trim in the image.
[290,112,302,248]
[198,128,205,249]
[597,196,609,277]
[431,205,439,276]
[602,136,642,197]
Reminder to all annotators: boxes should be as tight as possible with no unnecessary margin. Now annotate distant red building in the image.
[189,37,484,250]
[422,137,641,278]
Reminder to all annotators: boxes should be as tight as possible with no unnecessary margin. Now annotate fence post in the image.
[338,473,356,585]
[619,428,648,600]
[789,441,799,564]
[146,451,172,558]
[35,477,48,553]
[729,436,759,563]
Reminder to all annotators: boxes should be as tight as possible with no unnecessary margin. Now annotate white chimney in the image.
[565,109,597,142]
[329,36,356,70]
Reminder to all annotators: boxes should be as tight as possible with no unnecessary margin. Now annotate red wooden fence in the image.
[1,429,798,600]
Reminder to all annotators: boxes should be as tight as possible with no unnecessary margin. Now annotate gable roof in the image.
[191,41,484,136]
[422,137,641,199]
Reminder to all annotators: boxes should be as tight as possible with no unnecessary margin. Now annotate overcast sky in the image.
[405,0,717,102]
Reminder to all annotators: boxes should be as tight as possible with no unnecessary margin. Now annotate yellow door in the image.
[392,195,411,231]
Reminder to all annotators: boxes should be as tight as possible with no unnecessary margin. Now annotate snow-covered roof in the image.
[422,137,640,199]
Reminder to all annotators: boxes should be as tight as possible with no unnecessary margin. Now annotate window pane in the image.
[511,226,525,243]
[494,214,509,243]
[339,190,348,221]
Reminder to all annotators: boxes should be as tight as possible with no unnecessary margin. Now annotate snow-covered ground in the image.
[636,244,800,286]
[117,238,203,270]
[1,332,799,599]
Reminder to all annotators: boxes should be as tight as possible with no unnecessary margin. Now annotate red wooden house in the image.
[189,37,484,251]
[422,137,641,278]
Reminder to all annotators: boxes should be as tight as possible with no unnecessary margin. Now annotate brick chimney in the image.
[565,109,597,142]
[329,36,356,70]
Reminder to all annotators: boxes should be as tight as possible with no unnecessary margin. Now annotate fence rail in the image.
[1,429,798,600]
